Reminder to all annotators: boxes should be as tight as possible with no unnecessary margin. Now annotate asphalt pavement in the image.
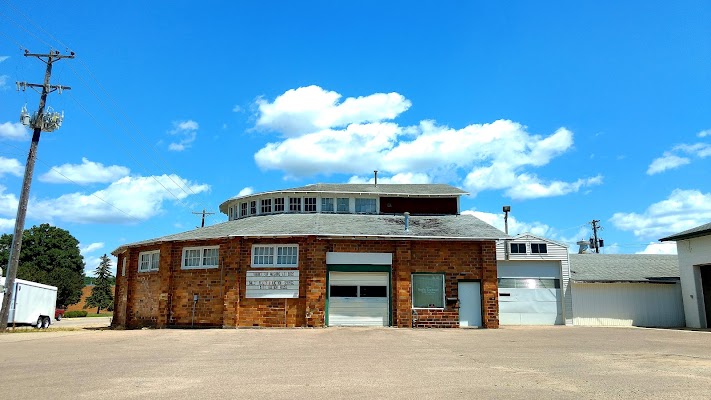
[1,326,710,399]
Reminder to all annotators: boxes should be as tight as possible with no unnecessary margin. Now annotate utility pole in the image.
[192,209,215,228]
[590,219,603,254]
[0,49,74,332]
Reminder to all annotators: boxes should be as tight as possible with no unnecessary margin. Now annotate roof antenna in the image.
[374,170,378,186]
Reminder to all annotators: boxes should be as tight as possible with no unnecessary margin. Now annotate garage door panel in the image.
[499,288,560,302]
[328,272,389,327]
[498,262,561,279]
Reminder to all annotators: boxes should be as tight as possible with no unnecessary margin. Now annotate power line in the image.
[0,8,53,49]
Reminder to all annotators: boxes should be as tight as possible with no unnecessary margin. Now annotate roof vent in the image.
[374,170,378,186]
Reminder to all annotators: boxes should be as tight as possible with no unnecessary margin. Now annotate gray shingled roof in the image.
[569,254,679,283]
[112,213,506,254]
[284,183,468,196]
[659,221,711,242]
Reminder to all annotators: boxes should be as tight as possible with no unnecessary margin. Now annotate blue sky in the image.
[1,1,710,275]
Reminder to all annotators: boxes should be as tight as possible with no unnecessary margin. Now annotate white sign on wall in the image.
[246,270,299,298]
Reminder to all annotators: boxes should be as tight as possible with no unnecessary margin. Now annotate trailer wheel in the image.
[42,316,50,329]
[56,314,62,321]
[35,317,43,329]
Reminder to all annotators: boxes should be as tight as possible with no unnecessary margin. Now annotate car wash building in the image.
[111,184,505,329]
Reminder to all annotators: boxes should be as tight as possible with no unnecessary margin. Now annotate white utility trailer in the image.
[0,277,57,328]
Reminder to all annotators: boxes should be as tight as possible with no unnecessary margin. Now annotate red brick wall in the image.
[114,237,499,329]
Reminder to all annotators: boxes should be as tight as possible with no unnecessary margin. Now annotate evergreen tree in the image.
[84,254,115,314]
[0,224,85,307]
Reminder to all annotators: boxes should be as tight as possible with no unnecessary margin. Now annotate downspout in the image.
[503,205,511,260]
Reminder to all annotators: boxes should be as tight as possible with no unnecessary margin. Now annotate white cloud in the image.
[698,129,710,138]
[647,153,691,175]
[232,105,242,112]
[611,189,711,239]
[83,253,118,277]
[647,141,711,174]
[80,242,105,254]
[255,85,412,137]
[0,56,8,62]
[0,185,19,217]
[348,172,432,184]
[0,75,8,90]
[462,209,553,238]
[0,157,23,177]
[254,88,600,199]
[39,158,130,184]
[636,242,677,255]
[0,218,15,233]
[28,174,210,224]
[0,122,29,141]
[237,187,254,197]
[168,120,199,151]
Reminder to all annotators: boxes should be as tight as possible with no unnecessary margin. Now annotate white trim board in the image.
[326,252,392,265]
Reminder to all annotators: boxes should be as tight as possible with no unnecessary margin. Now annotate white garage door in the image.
[498,261,563,325]
[328,272,389,327]
[572,282,685,327]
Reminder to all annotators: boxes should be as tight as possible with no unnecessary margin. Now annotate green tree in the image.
[0,224,85,307]
[84,254,115,314]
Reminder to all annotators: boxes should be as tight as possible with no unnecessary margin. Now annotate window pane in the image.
[250,201,257,214]
[330,286,357,297]
[151,253,159,271]
[253,246,274,265]
[276,246,297,265]
[139,254,150,272]
[510,243,526,253]
[321,198,334,212]
[360,286,387,298]
[289,197,301,212]
[532,243,548,254]
[304,197,317,212]
[261,199,272,214]
[240,203,247,217]
[202,248,218,266]
[355,198,376,213]
[184,249,201,267]
[337,198,349,212]
[412,274,444,308]
[274,198,285,212]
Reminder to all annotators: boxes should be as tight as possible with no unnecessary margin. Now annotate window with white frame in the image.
[228,207,234,220]
[531,243,548,254]
[337,197,349,212]
[274,198,285,212]
[250,201,257,215]
[289,197,301,212]
[355,198,377,213]
[252,244,299,267]
[138,250,160,273]
[510,243,526,254]
[240,202,248,217]
[304,197,317,212]
[321,198,334,212]
[261,198,272,214]
[412,273,444,308]
[182,246,219,269]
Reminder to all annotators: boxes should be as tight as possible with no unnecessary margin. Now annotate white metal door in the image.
[328,272,389,327]
[498,262,562,325]
[459,281,482,327]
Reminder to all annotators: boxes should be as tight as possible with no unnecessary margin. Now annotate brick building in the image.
[111,184,505,328]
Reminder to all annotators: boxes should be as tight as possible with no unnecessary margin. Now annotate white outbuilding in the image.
[496,233,572,326]
[660,222,711,329]
[569,254,685,328]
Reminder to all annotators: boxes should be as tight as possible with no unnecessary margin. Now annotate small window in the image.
[182,246,219,269]
[498,278,560,289]
[510,243,526,254]
[355,198,377,213]
[330,286,358,297]
[228,207,233,220]
[412,274,444,308]
[274,198,285,212]
[321,198,334,212]
[252,244,299,267]
[289,197,301,212]
[531,243,548,254]
[250,201,257,215]
[336,198,350,212]
[240,202,248,217]
[304,197,317,212]
[360,286,387,298]
[261,199,272,214]
[121,257,127,277]
[138,250,160,272]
